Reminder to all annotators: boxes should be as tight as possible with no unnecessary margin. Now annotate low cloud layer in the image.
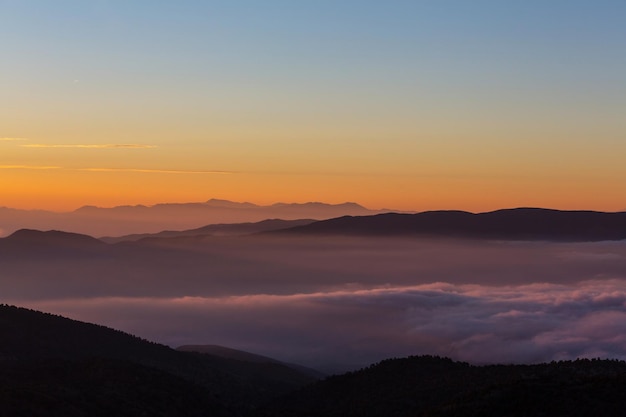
[20,278,626,372]
[4,237,626,372]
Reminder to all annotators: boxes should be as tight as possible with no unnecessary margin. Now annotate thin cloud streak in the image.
[0,165,61,170]
[0,137,27,141]
[80,168,234,174]
[22,144,156,149]
[0,165,230,174]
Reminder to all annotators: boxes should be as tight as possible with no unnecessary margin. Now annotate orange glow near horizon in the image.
[2,2,626,215]
[2,161,625,213]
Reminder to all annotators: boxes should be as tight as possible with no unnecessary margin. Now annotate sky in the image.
[2,0,625,211]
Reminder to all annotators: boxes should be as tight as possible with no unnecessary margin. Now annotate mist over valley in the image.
[4,207,626,373]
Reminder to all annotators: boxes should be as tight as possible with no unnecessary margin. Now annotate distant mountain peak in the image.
[270,201,366,209]
[5,229,104,245]
[204,198,259,208]
[73,205,99,212]
[74,204,149,212]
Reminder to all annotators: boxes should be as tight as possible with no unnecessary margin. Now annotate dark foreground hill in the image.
[3,305,626,416]
[255,355,626,417]
[0,305,316,416]
[272,208,626,241]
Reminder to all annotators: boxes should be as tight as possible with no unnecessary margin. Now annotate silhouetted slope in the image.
[256,356,626,417]
[178,345,326,379]
[0,358,226,417]
[0,305,316,415]
[4,229,104,247]
[0,229,107,257]
[179,344,290,364]
[102,218,317,243]
[273,208,626,241]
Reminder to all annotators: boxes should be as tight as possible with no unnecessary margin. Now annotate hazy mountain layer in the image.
[101,218,316,243]
[3,227,626,372]
[0,199,383,237]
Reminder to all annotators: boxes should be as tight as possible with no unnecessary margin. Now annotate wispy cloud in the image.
[0,137,27,141]
[0,165,230,174]
[22,144,156,149]
[80,168,233,174]
[0,165,61,170]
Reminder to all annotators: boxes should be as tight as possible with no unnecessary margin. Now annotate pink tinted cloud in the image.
[19,279,626,371]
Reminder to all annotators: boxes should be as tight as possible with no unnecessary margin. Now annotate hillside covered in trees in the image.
[3,305,626,416]
[255,355,626,417]
[0,304,315,416]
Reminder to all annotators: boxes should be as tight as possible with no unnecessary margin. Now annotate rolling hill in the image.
[271,208,626,241]
[255,355,626,417]
[101,218,316,243]
[3,305,626,416]
[0,305,317,416]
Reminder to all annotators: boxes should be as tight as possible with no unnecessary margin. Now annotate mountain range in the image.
[0,199,386,238]
[6,206,625,245]
[269,208,626,241]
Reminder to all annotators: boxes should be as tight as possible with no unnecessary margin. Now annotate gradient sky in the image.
[2,0,625,211]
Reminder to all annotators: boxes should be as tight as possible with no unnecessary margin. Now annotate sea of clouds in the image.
[5,236,626,373]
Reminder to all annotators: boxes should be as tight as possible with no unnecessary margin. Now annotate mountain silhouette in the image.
[256,355,626,417]
[3,305,626,416]
[0,305,317,415]
[1,199,388,237]
[6,229,104,246]
[101,218,316,243]
[271,208,626,241]
[178,345,325,379]
[0,229,106,258]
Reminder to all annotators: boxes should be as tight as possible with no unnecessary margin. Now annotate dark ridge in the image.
[178,344,287,364]
[5,229,104,245]
[255,355,626,417]
[0,229,107,258]
[0,305,317,414]
[270,208,626,241]
[101,218,317,243]
[178,345,326,379]
[0,358,228,417]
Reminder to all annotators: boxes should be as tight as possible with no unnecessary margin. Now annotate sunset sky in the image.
[2,1,625,212]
